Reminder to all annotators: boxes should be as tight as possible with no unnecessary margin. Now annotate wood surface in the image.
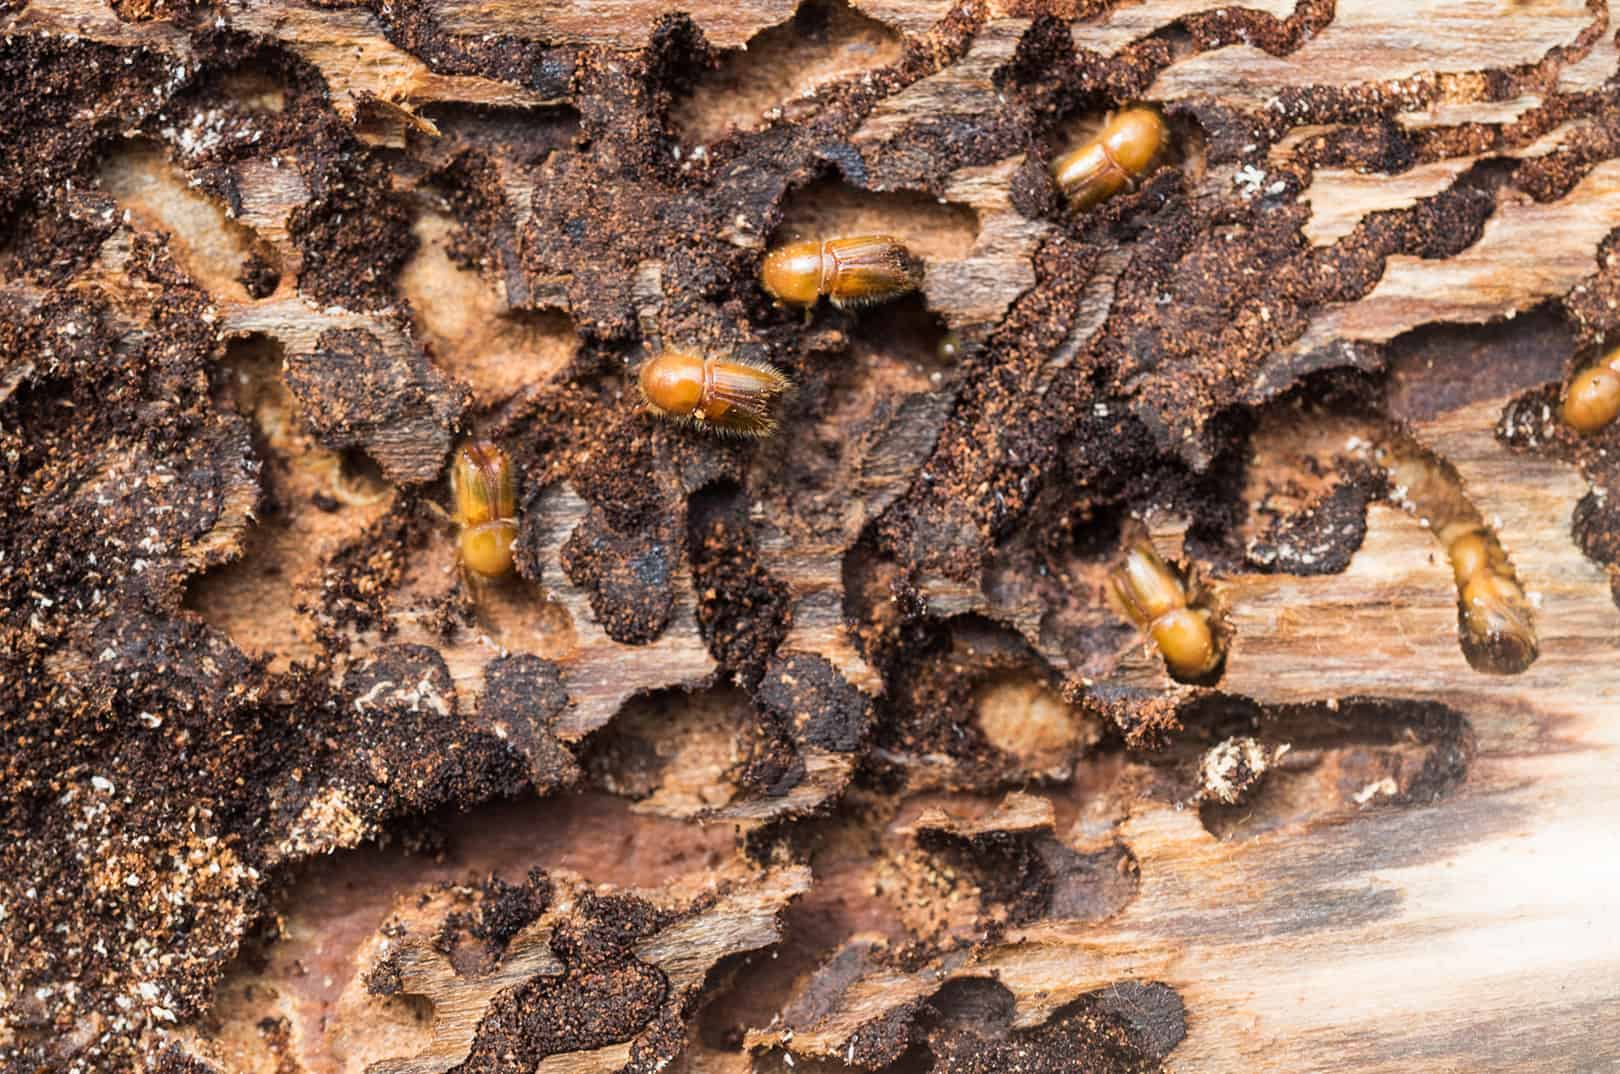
[3,0,1620,1071]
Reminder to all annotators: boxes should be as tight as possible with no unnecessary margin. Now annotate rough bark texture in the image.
[2,0,1619,1071]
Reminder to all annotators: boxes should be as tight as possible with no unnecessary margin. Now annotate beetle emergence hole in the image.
[676,0,904,146]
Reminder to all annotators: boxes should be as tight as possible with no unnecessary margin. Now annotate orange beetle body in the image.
[1562,346,1620,434]
[639,350,791,437]
[1437,522,1537,674]
[1106,535,1219,681]
[761,235,915,309]
[451,441,517,580]
[1380,443,1538,674]
[1053,107,1168,211]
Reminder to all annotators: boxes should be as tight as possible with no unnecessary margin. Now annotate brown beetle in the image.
[1562,345,1620,434]
[1052,107,1168,211]
[1106,532,1220,681]
[1438,520,1537,675]
[638,350,791,437]
[1378,441,1537,674]
[450,440,517,580]
[760,235,916,309]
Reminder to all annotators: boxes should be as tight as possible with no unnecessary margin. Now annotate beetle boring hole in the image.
[674,0,903,146]
[1568,489,1620,613]
[399,204,582,406]
[1144,21,1197,63]
[1178,696,1476,841]
[1166,109,1207,185]
[849,291,957,371]
[580,685,780,814]
[338,447,390,500]
[185,335,394,671]
[217,61,289,114]
[687,477,748,535]
[1240,379,1387,576]
[98,137,268,304]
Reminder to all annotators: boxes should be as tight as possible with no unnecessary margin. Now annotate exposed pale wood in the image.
[849,0,958,36]
[375,481,718,739]
[1396,95,1544,129]
[221,298,465,484]
[229,2,562,117]
[9,1,1620,1072]
[905,790,1056,837]
[422,0,797,49]
[1073,0,1295,56]
[1216,405,1615,717]
[4,0,560,119]
[853,18,1028,150]
[1259,158,1620,402]
[1558,21,1620,91]
[364,865,812,1074]
[846,383,1620,1073]
[924,155,1054,341]
[1300,161,1475,246]
[6,0,191,52]
[1149,0,1596,106]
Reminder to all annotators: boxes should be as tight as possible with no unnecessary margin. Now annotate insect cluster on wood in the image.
[451,440,517,581]
[1106,530,1221,682]
[641,112,1170,443]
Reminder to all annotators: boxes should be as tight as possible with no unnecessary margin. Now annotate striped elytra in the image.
[450,440,517,580]
[1052,107,1168,211]
[638,350,792,437]
[760,235,916,309]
